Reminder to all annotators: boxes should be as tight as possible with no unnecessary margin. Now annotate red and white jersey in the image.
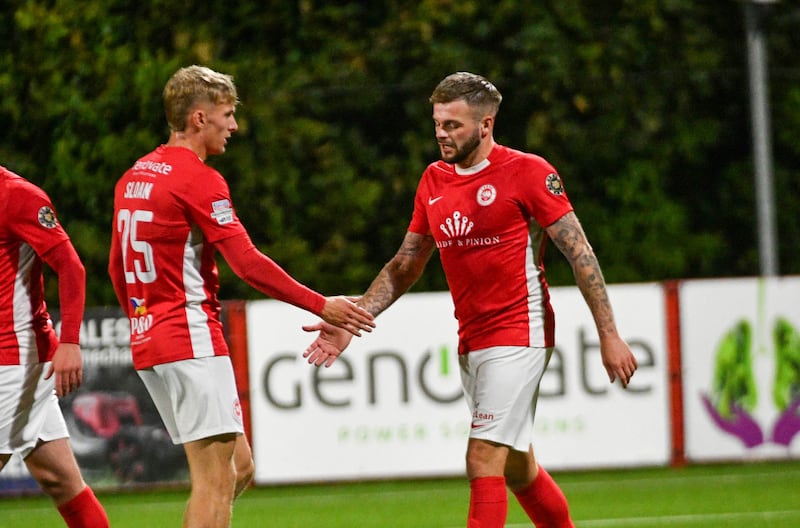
[408,144,573,354]
[0,167,65,364]
[109,146,247,370]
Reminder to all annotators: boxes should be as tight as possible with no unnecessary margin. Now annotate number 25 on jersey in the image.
[116,209,157,284]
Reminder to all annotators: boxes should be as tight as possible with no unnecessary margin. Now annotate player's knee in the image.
[235,456,255,492]
[504,451,537,491]
[466,439,508,478]
[32,469,71,501]
[505,471,532,492]
[34,470,59,495]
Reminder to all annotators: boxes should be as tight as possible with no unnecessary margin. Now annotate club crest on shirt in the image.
[210,199,234,225]
[37,206,58,228]
[546,173,565,196]
[476,184,496,206]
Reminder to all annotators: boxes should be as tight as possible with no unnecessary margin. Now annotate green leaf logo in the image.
[772,318,800,412]
[711,320,758,419]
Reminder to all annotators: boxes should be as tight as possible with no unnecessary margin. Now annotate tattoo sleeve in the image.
[359,231,435,317]
[546,212,618,338]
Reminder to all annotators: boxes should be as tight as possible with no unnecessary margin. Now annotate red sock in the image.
[512,466,573,527]
[57,486,110,528]
[468,476,507,528]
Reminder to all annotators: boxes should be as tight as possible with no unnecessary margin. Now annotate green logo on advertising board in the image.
[702,318,800,448]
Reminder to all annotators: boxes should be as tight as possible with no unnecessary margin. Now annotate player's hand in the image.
[302,321,354,367]
[600,335,638,388]
[320,296,375,337]
[45,343,83,397]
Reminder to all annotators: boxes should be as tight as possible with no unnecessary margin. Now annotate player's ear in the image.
[480,116,493,137]
[189,108,206,128]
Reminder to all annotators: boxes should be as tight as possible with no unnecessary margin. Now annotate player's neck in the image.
[455,138,495,171]
[166,131,207,161]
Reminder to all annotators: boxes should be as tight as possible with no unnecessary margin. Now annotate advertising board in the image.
[247,284,670,484]
[0,307,188,495]
[681,277,800,461]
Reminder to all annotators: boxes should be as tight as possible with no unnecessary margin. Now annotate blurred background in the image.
[2,0,800,308]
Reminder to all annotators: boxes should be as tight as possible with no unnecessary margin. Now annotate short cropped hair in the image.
[429,72,502,119]
[163,65,239,132]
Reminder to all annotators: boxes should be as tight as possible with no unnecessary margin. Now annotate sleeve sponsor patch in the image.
[38,206,59,228]
[545,173,565,196]
[210,199,234,225]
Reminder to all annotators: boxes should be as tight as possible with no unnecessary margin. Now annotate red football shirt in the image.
[0,167,68,364]
[408,144,573,354]
[110,146,251,369]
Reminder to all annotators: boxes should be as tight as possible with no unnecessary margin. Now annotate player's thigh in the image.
[183,433,238,486]
[459,346,548,407]
[137,366,181,441]
[0,363,69,458]
[139,356,244,445]
[460,346,551,451]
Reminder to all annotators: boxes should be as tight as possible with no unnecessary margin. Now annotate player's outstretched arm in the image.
[302,321,353,367]
[303,231,436,367]
[546,212,638,387]
[357,231,436,317]
[218,233,375,336]
[319,296,376,337]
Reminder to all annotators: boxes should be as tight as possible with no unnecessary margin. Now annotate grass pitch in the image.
[3,460,799,527]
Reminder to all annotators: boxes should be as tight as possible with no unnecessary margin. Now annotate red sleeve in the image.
[107,208,128,313]
[183,166,248,244]
[520,156,574,228]
[41,240,86,344]
[217,233,326,315]
[407,166,433,236]
[6,178,71,255]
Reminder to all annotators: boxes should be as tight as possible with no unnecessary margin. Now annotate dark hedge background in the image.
[2,1,799,306]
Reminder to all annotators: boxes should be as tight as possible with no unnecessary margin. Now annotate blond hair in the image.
[163,65,239,131]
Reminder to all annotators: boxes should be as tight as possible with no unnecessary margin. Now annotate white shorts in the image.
[137,355,244,445]
[0,363,69,459]
[459,346,553,452]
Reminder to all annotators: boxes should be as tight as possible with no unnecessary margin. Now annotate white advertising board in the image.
[247,292,464,483]
[681,277,800,461]
[540,282,670,468]
[247,283,670,484]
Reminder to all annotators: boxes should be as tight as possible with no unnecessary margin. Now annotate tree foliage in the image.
[1,0,799,306]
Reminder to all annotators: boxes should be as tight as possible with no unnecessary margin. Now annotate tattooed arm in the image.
[546,212,616,338]
[303,231,436,367]
[359,231,436,316]
[546,212,638,387]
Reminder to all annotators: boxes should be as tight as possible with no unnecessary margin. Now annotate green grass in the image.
[3,460,799,527]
